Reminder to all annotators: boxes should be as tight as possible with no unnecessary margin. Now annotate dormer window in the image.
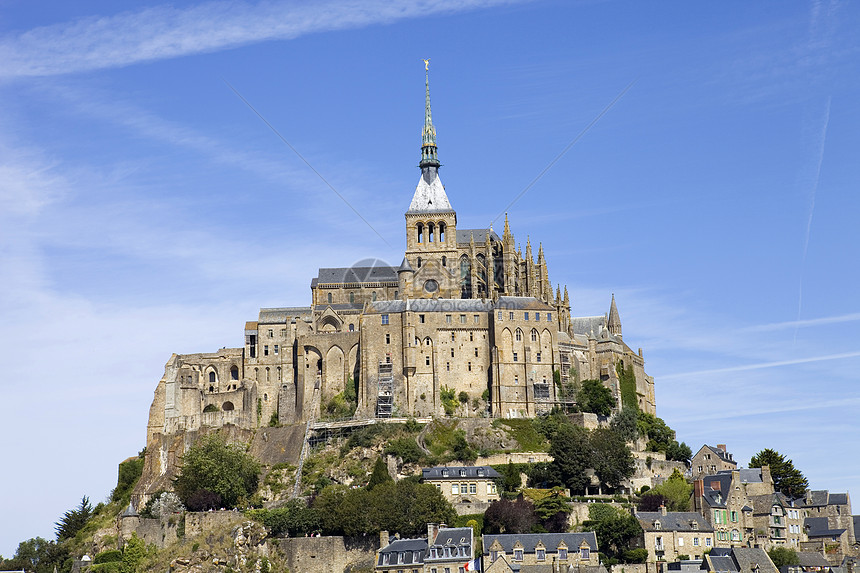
[654,520,661,530]
[477,468,485,477]
[692,521,699,530]
[441,469,449,477]
[459,469,466,477]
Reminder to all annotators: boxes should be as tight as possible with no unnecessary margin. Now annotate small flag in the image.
[464,558,481,571]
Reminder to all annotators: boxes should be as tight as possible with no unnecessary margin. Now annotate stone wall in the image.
[272,535,378,573]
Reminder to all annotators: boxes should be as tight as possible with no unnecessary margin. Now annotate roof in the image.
[804,517,846,537]
[801,491,831,507]
[456,228,501,245]
[431,527,473,547]
[796,553,832,568]
[570,316,606,337]
[701,473,733,508]
[698,445,737,465]
[312,265,398,287]
[407,167,454,214]
[370,298,494,313]
[258,307,312,323]
[378,537,427,566]
[482,532,598,554]
[636,511,713,532]
[706,548,779,573]
[495,296,554,311]
[423,466,501,480]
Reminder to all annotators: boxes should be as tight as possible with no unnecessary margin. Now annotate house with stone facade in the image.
[376,524,474,573]
[422,466,501,514]
[137,65,658,500]
[693,468,774,549]
[692,445,737,479]
[482,532,600,572]
[634,506,714,562]
[748,493,806,549]
[702,547,779,573]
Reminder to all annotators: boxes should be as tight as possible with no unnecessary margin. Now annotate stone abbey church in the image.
[145,70,656,451]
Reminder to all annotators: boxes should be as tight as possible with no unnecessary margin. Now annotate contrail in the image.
[794,96,831,343]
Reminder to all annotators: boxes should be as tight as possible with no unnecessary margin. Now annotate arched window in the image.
[327,292,332,304]
[460,256,472,299]
[531,329,538,342]
[515,329,523,341]
[442,256,447,267]
[428,222,435,242]
[372,291,377,301]
[394,291,398,299]
[209,371,216,384]
[230,366,239,380]
[222,401,235,411]
[349,292,355,304]
[417,257,422,268]
[417,222,424,243]
[349,323,355,331]
[439,222,446,242]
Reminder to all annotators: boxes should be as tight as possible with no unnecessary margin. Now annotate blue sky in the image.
[1,0,859,556]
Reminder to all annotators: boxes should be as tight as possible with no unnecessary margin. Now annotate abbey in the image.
[145,69,656,450]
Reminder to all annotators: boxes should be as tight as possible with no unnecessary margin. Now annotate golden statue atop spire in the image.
[423,58,430,71]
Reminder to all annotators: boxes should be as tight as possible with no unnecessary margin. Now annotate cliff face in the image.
[133,424,306,507]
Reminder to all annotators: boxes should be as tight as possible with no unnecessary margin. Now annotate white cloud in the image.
[0,0,528,80]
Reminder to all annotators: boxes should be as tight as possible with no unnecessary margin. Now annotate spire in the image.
[503,213,511,239]
[420,59,439,169]
[608,293,622,338]
[563,286,570,308]
[408,61,453,215]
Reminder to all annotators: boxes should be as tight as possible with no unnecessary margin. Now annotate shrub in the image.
[173,433,260,510]
[441,386,458,416]
[93,550,123,564]
[384,437,424,464]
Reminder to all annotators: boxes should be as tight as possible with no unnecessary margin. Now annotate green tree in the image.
[367,457,393,489]
[498,461,523,494]
[639,468,692,512]
[750,449,809,498]
[249,499,321,537]
[549,424,591,493]
[0,537,69,573]
[120,533,145,573]
[584,504,642,564]
[577,379,614,416]
[610,407,639,442]
[533,490,571,532]
[768,547,800,568]
[173,432,260,510]
[483,497,537,534]
[590,428,635,489]
[111,450,146,503]
[55,496,93,541]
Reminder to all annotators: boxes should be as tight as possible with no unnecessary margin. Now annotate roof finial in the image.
[420,59,440,169]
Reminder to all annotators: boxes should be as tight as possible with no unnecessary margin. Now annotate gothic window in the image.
[428,222,435,242]
[442,256,447,267]
[349,323,354,331]
[459,256,472,298]
[349,292,355,304]
[531,329,538,342]
[372,291,377,301]
[515,329,522,341]
[439,222,446,242]
[209,371,216,384]
[230,366,239,380]
[417,223,424,243]
[327,292,332,304]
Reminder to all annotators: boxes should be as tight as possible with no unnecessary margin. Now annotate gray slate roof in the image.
[423,466,501,480]
[570,316,606,337]
[495,296,554,311]
[312,265,398,287]
[796,552,832,568]
[804,517,846,537]
[701,445,736,465]
[636,511,713,532]
[370,299,494,313]
[706,548,779,573]
[258,307,312,323]
[482,532,598,554]
[378,537,427,566]
[456,228,501,245]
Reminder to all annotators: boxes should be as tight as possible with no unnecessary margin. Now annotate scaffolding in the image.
[376,362,393,418]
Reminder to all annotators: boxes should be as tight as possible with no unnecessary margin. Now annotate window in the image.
[442,256,447,266]
[536,352,541,362]
[731,529,740,541]
[509,312,514,319]
[327,292,332,303]
[490,551,498,562]
[469,332,474,341]
[535,313,540,322]
[350,292,355,304]
[531,330,537,341]
[419,314,425,323]
[460,314,466,324]
[547,313,552,321]
[678,537,684,546]
[349,323,354,331]
[264,345,269,356]
[513,549,523,561]
[488,482,497,494]
[372,291,377,301]
[513,352,518,362]
[474,315,479,324]
[451,349,454,358]
[514,375,518,384]
[731,511,738,522]
[268,329,273,337]
[524,312,529,321]
[468,362,472,371]
[515,329,522,341]
[498,311,503,320]
[231,366,239,380]
[580,547,590,560]
[382,314,389,325]
[446,362,450,371]
[705,538,712,547]
[386,333,390,344]
[470,483,476,494]
[536,549,546,561]
[452,484,459,494]
[417,257,422,268]
[446,314,452,323]
[474,348,478,357]
[426,356,430,366]
[559,548,568,560]
[274,344,279,355]
[694,538,700,546]
[209,371,216,384]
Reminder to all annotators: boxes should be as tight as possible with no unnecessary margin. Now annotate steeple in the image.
[608,293,622,338]
[407,60,453,215]
[420,59,439,169]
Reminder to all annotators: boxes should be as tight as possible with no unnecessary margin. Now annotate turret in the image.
[608,293,622,339]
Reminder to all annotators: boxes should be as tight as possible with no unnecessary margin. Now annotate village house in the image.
[634,506,714,562]
[482,532,600,572]
[691,445,737,479]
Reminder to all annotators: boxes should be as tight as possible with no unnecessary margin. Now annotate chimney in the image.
[660,504,667,516]
[760,465,772,487]
[427,523,439,545]
[380,530,390,549]
[717,444,726,453]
